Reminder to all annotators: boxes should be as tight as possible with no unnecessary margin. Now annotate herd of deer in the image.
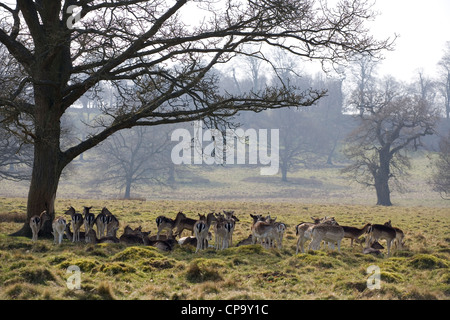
[29,207,405,256]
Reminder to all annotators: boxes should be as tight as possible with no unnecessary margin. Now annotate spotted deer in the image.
[29,210,50,241]
[52,216,67,245]
[64,206,83,242]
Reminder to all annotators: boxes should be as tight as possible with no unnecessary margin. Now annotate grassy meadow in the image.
[0,155,449,300]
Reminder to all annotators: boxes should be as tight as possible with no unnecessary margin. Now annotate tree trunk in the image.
[11,90,64,237]
[374,150,392,206]
[281,164,288,182]
[124,180,132,199]
[375,176,392,206]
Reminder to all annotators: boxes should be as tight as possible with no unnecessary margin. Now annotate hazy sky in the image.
[369,0,450,81]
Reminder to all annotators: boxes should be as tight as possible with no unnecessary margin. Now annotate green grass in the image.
[0,198,449,300]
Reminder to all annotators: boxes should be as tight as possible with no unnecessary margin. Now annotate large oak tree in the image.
[0,0,391,236]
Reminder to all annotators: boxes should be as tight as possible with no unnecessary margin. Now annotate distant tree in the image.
[429,131,450,199]
[93,126,172,199]
[342,76,439,206]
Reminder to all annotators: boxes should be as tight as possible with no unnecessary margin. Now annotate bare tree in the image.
[342,76,438,206]
[429,130,450,199]
[92,126,172,199]
[0,0,392,236]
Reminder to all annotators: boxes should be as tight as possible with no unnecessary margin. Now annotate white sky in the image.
[369,0,450,81]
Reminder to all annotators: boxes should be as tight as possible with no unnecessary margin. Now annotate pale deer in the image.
[365,223,396,256]
[29,210,50,241]
[52,216,67,245]
[251,216,277,248]
[295,216,338,254]
[309,223,345,252]
[194,213,216,253]
[64,206,83,242]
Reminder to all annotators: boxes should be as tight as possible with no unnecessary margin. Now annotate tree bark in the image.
[374,150,392,206]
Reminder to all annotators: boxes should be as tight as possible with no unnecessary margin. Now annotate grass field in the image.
[0,198,449,300]
[0,155,448,300]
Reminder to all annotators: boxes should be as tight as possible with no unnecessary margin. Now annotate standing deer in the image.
[365,223,396,256]
[173,212,197,237]
[102,207,119,237]
[155,212,184,240]
[52,216,67,245]
[83,206,95,240]
[342,223,372,247]
[29,210,50,241]
[64,206,83,242]
[94,210,108,238]
[194,213,216,253]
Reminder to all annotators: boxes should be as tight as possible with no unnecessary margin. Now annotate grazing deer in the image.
[155,212,184,240]
[29,210,50,241]
[102,207,119,237]
[94,210,108,238]
[295,217,338,254]
[64,206,83,242]
[384,220,405,250]
[365,223,396,256]
[83,206,95,240]
[194,213,216,253]
[52,216,67,245]
[309,223,345,252]
[342,223,372,247]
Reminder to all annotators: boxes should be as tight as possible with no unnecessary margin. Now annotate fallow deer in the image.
[342,223,372,247]
[94,210,108,238]
[251,216,278,248]
[30,210,50,241]
[52,216,67,245]
[155,211,184,240]
[214,213,234,250]
[194,212,216,253]
[384,220,405,250]
[173,212,197,237]
[85,228,119,244]
[102,207,119,237]
[83,206,95,240]
[295,216,338,254]
[178,232,212,247]
[365,223,396,256]
[309,222,345,252]
[64,222,86,242]
[64,206,84,242]
[223,210,239,246]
